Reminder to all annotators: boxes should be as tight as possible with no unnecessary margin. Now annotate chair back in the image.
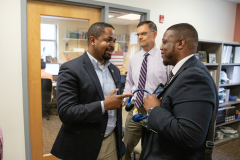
[41,78,52,105]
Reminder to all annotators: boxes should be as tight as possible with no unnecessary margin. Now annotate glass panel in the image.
[41,23,56,40]
[40,15,89,155]
[108,10,140,75]
[41,41,56,61]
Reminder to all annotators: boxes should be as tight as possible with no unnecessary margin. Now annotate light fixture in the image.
[108,15,114,18]
[117,14,140,20]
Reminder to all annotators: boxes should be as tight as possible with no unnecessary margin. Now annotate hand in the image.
[143,94,161,112]
[104,89,133,110]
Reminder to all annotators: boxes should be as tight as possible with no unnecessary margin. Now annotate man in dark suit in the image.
[140,23,218,160]
[51,22,132,160]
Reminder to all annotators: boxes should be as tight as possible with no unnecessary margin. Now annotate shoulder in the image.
[60,56,83,70]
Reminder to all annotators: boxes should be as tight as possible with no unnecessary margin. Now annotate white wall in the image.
[95,0,237,46]
[0,0,26,160]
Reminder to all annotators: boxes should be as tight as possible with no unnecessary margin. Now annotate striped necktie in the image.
[135,53,150,108]
[165,70,174,87]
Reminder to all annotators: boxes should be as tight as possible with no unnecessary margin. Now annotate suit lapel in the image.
[164,55,196,89]
[82,52,104,100]
[108,64,120,89]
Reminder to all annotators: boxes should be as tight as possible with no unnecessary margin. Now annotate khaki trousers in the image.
[123,102,147,160]
[97,131,118,160]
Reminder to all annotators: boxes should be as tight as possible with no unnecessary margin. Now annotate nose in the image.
[160,44,163,50]
[109,41,114,47]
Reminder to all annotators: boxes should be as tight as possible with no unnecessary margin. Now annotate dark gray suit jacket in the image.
[51,52,123,160]
[140,56,218,160]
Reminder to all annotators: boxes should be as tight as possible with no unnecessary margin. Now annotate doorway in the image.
[27,1,100,159]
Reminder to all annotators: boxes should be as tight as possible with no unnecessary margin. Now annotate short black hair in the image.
[137,21,157,32]
[87,22,115,45]
[167,23,198,50]
[41,61,46,69]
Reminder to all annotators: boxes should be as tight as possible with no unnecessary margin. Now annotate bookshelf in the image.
[197,40,240,146]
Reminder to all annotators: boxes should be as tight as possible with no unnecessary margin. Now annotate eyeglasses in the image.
[136,31,154,37]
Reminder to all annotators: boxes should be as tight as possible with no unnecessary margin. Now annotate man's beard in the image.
[102,52,111,61]
[163,61,169,66]
[102,48,113,61]
[163,45,175,66]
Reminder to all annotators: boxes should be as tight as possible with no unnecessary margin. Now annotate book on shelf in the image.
[116,34,129,42]
[209,70,217,84]
[198,51,207,63]
[110,51,124,66]
[114,43,122,51]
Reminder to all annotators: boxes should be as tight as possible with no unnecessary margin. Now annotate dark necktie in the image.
[165,70,174,87]
[135,53,150,108]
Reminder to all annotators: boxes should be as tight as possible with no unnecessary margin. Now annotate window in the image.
[41,23,57,61]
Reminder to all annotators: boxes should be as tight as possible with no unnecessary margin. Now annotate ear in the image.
[153,31,157,39]
[177,38,185,50]
[89,36,96,46]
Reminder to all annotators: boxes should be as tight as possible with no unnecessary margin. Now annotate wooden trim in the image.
[27,1,100,159]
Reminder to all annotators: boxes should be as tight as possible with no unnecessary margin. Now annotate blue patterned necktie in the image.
[135,53,150,108]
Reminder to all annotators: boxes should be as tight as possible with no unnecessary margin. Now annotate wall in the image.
[0,0,26,160]
[96,0,237,46]
[234,4,240,43]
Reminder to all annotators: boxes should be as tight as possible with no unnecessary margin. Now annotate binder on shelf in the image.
[233,47,240,63]
[222,46,233,64]
[226,66,240,83]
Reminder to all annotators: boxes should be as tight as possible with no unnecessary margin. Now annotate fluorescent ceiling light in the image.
[108,15,114,18]
[117,14,140,20]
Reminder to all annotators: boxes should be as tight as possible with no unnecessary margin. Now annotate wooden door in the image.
[27,1,101,159]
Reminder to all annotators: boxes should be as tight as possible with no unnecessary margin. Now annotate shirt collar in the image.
[172,54,194,75]
[142,45,158,57]
[86,50,110,69]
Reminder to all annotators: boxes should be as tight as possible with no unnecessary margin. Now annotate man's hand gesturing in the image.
[104,89,133,110]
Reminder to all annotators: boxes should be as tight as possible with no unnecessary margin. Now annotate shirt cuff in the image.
[123,97,129,103]
[101,101,105,114]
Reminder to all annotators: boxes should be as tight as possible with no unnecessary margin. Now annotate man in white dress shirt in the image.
[123,21,172,160]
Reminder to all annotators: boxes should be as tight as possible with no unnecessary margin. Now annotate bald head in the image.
[167,23,198,53]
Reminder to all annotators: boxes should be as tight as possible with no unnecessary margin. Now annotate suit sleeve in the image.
[57,64,102,125]
[147,68,215,149]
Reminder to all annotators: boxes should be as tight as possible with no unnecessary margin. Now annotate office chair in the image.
[41,78,52,120]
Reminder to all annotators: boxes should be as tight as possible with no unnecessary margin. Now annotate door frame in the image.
[21,0,149,160]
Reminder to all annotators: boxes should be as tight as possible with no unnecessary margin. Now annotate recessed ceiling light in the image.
[108,15,114,18]
[117,14,140,20]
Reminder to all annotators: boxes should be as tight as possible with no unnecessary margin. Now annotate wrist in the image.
[147,108,153,116]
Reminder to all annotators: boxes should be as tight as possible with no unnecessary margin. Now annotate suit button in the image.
[104,115,108,119]
[101,134,104,136]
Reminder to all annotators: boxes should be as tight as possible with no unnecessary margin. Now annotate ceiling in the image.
[108,10,140,25]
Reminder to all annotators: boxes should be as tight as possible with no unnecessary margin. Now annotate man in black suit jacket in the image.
[51,22,132,160]
[140,23,218,160]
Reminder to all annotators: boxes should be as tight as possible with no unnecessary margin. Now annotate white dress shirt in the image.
[171,54,194,80]
[123,45,172,103]
[86,51,116,137]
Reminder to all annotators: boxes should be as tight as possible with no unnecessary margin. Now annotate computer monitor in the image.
[45,63,60,76]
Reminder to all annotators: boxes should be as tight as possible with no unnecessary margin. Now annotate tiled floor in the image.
[42,112,240,159]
